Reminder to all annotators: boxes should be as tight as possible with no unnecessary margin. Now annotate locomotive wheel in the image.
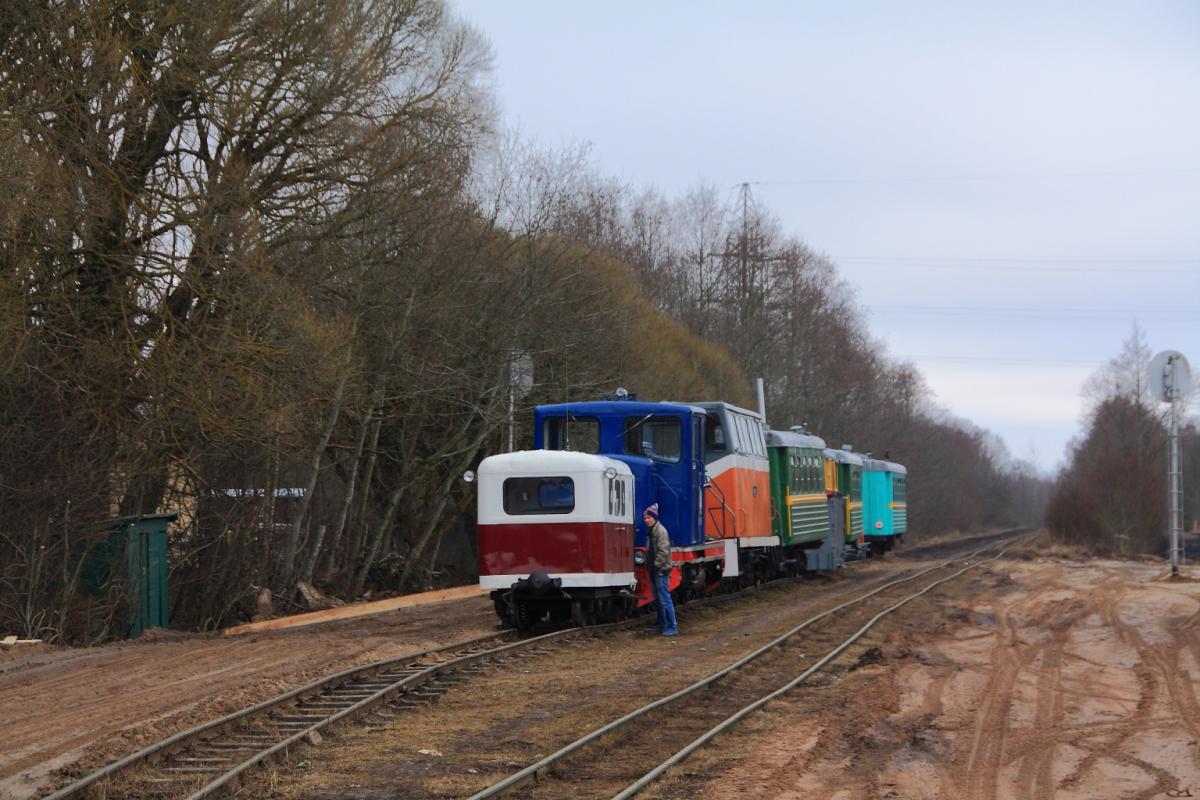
[570,599,596,628]
[514,598,538,633]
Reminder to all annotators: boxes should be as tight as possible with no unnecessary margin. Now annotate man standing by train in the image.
[643,504,678,636]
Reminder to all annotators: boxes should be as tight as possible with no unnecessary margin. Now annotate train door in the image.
[623,411,701,547]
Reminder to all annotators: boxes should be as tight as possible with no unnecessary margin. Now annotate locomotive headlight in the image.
[634,549,647,566]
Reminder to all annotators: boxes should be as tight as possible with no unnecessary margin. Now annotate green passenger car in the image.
[766,427,830,547]
[824,447,866,544]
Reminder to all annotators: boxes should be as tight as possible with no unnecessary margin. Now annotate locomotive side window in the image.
[735,415,763,456]
[733,416,748,454]
[543,416,600,453]
[624,415,682,463]
[702,415,727,466]
[503,477,575,515]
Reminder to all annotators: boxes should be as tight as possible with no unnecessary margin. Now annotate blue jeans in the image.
[652,572,677,635]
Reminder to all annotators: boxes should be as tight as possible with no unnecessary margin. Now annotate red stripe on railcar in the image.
[479,521,633,577]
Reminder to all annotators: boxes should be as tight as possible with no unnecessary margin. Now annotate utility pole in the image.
[1169,382,1182,575]
[1151,350,1192,576]
[739,182,750,325]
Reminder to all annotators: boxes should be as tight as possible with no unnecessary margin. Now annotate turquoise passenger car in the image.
[862,458,908,552]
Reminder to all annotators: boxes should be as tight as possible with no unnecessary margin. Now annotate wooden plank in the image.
[222,585,489,636]
[1,635,17,646]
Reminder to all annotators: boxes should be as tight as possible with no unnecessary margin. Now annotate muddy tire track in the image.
[960,601,1028,800]
[1013,634,1067,799]
[1058,578,1170,797]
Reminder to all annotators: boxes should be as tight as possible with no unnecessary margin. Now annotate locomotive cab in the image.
[534,400,724,607]
[477,450,636,629]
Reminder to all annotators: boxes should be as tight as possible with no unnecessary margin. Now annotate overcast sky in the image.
[451,0,1200,473]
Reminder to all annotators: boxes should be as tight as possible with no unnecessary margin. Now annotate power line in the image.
[906,354,1101,368]
[834,256,1200,274]
[867,304,1200,321]
[745,167,1200,186]
[837,255,1198,263]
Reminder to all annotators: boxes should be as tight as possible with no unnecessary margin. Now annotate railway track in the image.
[469,532,1030,799]
[42,529,1026,799]
[42,629,570,799]
[42,575,798,798]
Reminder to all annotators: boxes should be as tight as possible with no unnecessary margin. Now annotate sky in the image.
[451,0,1200,473]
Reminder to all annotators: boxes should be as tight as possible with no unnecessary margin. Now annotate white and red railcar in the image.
[477,450,636,627]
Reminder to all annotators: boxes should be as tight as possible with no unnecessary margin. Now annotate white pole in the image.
[755,377,767,430]
[1169,358,1182,575]
[507,381,515,453]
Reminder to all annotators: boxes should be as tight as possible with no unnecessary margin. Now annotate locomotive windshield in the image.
[623,415,682,463]
[543,415,600,453]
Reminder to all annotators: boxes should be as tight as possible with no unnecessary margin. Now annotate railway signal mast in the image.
[1150,350,1193,576]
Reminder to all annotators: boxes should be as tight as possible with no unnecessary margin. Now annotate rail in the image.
[467,531,1030,799]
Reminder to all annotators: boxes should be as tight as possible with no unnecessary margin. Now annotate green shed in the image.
[83,513,177,638]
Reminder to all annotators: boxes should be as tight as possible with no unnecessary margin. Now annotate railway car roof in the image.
[861,457,906,473]
[683,400,763,419]
[824,448,865,466]
[766,429,828,450]
[536,400,705,417]
[479,450,633,476]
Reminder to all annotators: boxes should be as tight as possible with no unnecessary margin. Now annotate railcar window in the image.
[727,416,743,454]
[624,415,682,463]
[607,476,629,517]
[704,414,728,459]
[734,416,751,455]
[737,418,748,453]
[543,416,600,453]
[503,477,575,515]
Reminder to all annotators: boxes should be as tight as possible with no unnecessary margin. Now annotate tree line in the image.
[0,0,1045,642]
[1048,327,1198,554]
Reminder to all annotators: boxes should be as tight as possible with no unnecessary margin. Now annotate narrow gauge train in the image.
[476,393,908,629]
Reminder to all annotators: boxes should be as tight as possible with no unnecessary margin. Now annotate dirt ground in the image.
[697,551,1200,800]
[14,531,1199,800]
[246,559,922,800]
[0,595,499,800]
[241,537,1200,800]
[3,530,985,800]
